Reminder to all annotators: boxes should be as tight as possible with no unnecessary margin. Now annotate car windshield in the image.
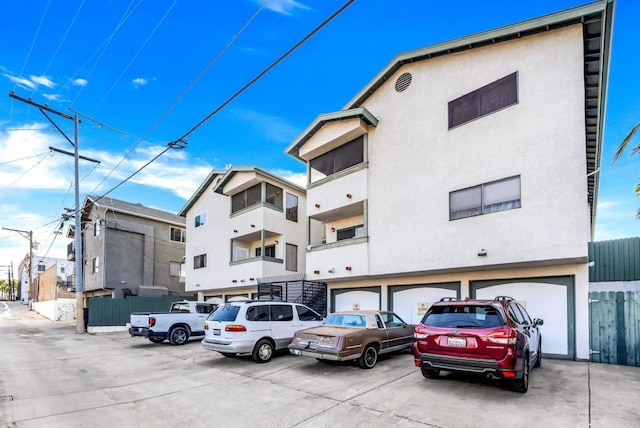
[323,314,367,328]
[423,305,504,328]
[207,305,240,322]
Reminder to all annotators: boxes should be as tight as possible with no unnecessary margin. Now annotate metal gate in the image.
[589,291,640,366]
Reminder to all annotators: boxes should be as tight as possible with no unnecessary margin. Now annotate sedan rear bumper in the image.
[289,347,361,362]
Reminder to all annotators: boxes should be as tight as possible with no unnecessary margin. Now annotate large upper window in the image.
[449,176,521,220]
[286,193,298,222]
[194,254,207,269]
[448,72,518,129]
[337,224,364,241]
[255,244,276,258]
[310,136,364,179]
[265,183,283,208]
[170,227,186,243]
[195,212,207,228]
[231,184,261,213]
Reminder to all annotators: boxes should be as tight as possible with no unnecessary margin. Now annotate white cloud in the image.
[272,169,306,187]
[132,77,148,88]
[73,78,88,87]
[4,74,36,89]
[42,93,63,102]
[232,108,299,143]
[30,75,55,88]
[257,0,311,16]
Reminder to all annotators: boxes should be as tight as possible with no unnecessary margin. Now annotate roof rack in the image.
[494,296,514,302]
[439,297,459,302]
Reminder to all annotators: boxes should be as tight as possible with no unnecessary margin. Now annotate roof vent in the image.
[395,72,412,92]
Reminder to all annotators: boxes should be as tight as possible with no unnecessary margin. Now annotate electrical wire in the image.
[92,0,178,114]
[0,151,51,166]
[0,151,54,193]
[90,0,356,205]
[88,0,271,197]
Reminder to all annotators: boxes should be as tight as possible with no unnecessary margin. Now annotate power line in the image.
[88,0,271,197]
[91,0,356,204]
[0,151,51,166]
[0,151,53,193]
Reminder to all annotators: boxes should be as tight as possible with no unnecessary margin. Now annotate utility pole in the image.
[9,91,100,333]
[2,228,33,306]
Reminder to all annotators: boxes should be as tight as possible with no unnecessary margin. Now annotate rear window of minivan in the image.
[208,305,240,322]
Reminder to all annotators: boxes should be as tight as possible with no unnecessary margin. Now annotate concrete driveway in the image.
[1,300,639,428]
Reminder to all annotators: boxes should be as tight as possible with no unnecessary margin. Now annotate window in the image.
[296,305,322,321]
[234,247,249,261]
[92,257,99,273]
[256,244,276,258]
[507,303,525,325]
[208,305,240,322]
[310,136,364,179]
[286,243,297,272]
[448,72,518,129]
[449,176,521,220]
[169,262,181,277]
[196,304,216,314]
[337,224,364,241]
[194,254,207,269]
[195,212,207,227]
[60,266,65,273]
[265,183,283,209]
[424,305,505,328]
[231,184,261,213]
[170,227,186,243]
[93,221,101,237]
[37,264,46,272]
[246,305,270,321]
[270,304,293,321]
[286,193,298,222]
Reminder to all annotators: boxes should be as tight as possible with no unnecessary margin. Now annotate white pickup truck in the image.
[129,301,217,345]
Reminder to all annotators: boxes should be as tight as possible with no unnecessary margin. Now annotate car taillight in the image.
[204,322,209,330]
[225,325,247,332]
[414,325,429,339]
[487,329,516,345]
[149,317,156,327]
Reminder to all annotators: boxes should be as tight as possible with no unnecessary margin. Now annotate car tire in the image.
[252,339,274,363]
[148,338,164,344]
[511,355,529,393]
[168,326,189,346]
[358,344,379,369]
[534,341,542,368]
[421,367,439,379]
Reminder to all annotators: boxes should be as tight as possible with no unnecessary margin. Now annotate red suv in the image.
[412,296,543,393]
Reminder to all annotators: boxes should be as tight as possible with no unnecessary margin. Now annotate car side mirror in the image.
[533,318,544,326]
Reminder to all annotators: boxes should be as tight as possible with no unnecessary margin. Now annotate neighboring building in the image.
[32,263,76,321]
[179,167,308,301]
[17,255,72,303]
[72,195,187,298]
[285,1,614,361]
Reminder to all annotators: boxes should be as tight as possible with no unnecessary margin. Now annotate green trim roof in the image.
[212,166,306,195]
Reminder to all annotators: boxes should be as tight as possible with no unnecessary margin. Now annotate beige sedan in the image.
[288,310,415,369]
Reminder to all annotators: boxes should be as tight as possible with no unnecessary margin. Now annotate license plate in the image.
[213,329,221,336]
[308,341,318,350]
[447,336,466,347]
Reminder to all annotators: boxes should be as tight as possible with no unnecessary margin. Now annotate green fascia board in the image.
[212,166,307,195]
[284,107,378,162]
[345,0,612,109]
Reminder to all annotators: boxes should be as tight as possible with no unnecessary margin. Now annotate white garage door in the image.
[390,284,459,324]
[334,289,380,312]
[472,277,574,359]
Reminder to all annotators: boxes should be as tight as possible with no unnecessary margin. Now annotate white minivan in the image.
[201,301,324,363]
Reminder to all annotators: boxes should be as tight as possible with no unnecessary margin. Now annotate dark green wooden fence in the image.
[87,296,196,327]
[589,238,640,282]
[589,291,640,366]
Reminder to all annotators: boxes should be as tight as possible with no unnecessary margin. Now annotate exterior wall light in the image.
[314,270,320,274]
[477,249,487,257]
[346,193,352,198]
[315,203,320,208]
[345,266,352,271]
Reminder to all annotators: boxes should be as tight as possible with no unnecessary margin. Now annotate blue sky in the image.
[1,0,638,270]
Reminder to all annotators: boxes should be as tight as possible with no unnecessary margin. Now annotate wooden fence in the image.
[589,291,640,366]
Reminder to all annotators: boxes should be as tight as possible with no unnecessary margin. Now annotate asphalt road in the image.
[1,300,639,428]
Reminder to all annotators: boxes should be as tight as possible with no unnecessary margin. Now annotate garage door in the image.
[471,276,575,359]
[389,283,460,324]
[332,287,380,312]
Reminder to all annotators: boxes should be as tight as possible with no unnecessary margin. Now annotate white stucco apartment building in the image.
[179,167,308,302]
[284,1,614,360]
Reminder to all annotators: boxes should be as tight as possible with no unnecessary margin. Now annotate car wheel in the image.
[421,367,439,379]
[252,339,274,363]
[169,326,189,346]
[534,341,542,368]
[358,344,379,369]
[148,338,164,344]
[219,352,235,358]
[511,355,529,393]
